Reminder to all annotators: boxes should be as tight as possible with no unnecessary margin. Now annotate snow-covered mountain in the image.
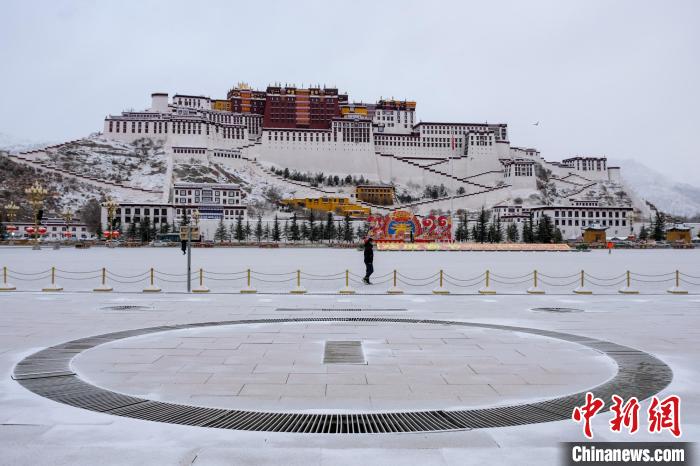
[611,158,700,217]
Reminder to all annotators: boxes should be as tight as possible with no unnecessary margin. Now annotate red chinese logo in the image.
[609,395,640,434]
[572,393,682,438]
[648,395,681,438]
[572,392,605,439]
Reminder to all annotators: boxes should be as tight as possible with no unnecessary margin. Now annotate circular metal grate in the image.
[531,307,584,313]
[100,305,154,311]
[12,317,672,434]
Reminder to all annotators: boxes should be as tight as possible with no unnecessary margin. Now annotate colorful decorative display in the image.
[367,211,452,242]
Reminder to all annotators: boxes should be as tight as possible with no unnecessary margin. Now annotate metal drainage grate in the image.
[276,308,407,312]
[324,341,366,364]
[531,307,584,313]
[100,305,154,312]
[13,317,672,434]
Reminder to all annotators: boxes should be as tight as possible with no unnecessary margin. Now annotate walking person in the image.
[363,238,374,284]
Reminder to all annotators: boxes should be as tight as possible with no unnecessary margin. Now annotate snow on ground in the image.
[1,247,699,294]
[0,268,697,465]
[45,136,167,191]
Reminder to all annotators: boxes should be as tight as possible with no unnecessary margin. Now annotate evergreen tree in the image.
[343,214,353,243]
[522,218,534,243]
[325,212,335,243]
[229,223,236,241]
[652,211,666,241]
[234,216,244,242]
[214,217,227,243]
[336,221,344,242]
[553,227,563,243]
[300,221,309,241]
[639,225,649,241]
[492,215,503,243]
[487,222,497,243]
[244,221,251,241]
[283,220,290,242]
[455,213,467,242]
[255,215,263,243]
[536,214,554,243]
[475,207,489,243]
[506,223,519,242]
[272,215,281,242]
[471,224,478,241]
[138,217,152,242]
[308,211,317,242]
[159,222,170,234]
[290,214,300,241]
[263,223,270,241]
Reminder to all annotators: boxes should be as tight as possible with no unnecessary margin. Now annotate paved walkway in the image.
[1,291,698,465]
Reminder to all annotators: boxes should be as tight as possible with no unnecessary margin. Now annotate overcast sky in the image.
[1,0,698,183]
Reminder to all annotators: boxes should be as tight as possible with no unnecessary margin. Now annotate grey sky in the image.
[1,0,698,183]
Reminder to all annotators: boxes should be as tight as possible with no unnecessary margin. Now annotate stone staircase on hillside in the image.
[4,147,163,195]
[378,152,510,191]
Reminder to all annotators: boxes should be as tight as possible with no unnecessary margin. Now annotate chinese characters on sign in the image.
[367,210,452,242]
[572,392,681,439]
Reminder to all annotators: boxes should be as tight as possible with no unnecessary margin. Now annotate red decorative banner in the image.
[367,211,452,242]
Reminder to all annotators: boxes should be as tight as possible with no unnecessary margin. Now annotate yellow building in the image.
[666,225,691,243]
[281,196,370,218]
[582,224,607,243]
[355,185,395,206]
[340,104,369,118]
[212,99,232,112]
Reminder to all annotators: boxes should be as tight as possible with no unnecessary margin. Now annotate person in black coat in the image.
[363,238,374,284]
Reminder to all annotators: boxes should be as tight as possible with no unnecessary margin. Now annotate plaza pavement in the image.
[1,287,698,465]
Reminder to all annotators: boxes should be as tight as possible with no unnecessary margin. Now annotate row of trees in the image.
[454,208,564,243]
[269,168,370,188]
[214,212,366,244]
[638,211,666,241]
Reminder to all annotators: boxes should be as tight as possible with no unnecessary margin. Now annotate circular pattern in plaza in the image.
[12,317,673,434]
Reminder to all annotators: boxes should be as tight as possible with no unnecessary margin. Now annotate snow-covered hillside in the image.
[0,132,54,153]
[45,136,167,191]
[611,158,700,217]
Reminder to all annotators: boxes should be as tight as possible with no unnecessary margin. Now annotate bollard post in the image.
[478,269,496,295]
[42,266,63,292]
[0,266,16,291]
[193,268,210,293]
[93,267,113,292]
[339,269,355,294]
[241,268,257,294]
[667,269,688,295]
[573,269,592,294]
[291,269,307,294]
[387,269,403,294]
[143,267,161,292]
[618,270,638,294]
[527,269,545,294]
[433,269,449,294]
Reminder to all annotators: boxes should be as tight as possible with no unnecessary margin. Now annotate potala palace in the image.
[5,82,652,240]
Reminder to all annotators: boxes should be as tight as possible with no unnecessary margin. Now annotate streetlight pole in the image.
[187,209,199,293]
[4,202,19,244]
[25,181,48,250]
[102,198,118,247]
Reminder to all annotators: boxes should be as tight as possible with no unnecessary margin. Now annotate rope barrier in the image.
[443,272,486,282]
[491,272,533,280]
[539,272,580,279]
[1,266,698,293]
[203,270,248,276]
[443,277,484,288]
[584,272,627,281]
[7,269,52,276]
[8,273,52,282]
